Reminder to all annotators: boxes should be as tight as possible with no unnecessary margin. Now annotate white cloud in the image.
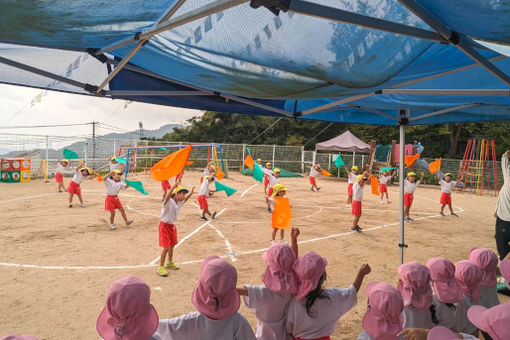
[0,84,203,137]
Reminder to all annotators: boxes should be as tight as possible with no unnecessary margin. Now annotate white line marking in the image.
[0,193,55,203]
[208,223,237,262]
[240,183,258,197]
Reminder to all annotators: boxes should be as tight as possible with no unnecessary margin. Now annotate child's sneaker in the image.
[80,203,86,208]
[267,207,271,213]
[68,204,73,208]
[346,204,352,208]
[440,211,445,216]
[165,262,180,270]
[157,266,168,277]
[317,187,321,191]
[110,224,117,230]
[351,226,362,233]
[311,188,315,192]
[201,215,208,221]
[380,200,384,204]
[211,211,217,219]
[387,200,391,204]
[126,219,134,226]
[451,212,459,217]
[58,190,62,193]
[407,217,414,222]
[270,239,276,243]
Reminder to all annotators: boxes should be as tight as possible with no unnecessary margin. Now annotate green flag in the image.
[215,181,238,197]
[334,155,345,167]
[124,179,148,195]
[115,157,127,164]
[246,146,252,156]
[63,149,79,159]
[380,167,397,173]
[253,162,264,183]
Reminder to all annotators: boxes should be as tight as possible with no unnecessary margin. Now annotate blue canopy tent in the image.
[1,0,510,263]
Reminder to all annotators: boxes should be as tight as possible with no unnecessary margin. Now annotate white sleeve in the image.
[329,285,358,318]
[503,153,509,183]
[459,334,477,339]
[243,285,262,311]
[157,316,189,339]
[120,182,127,190]
[234,314,257,340]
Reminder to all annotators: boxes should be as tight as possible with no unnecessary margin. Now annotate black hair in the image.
[445,302,456,310]
[429,304,439,325]
[304,272,330,317]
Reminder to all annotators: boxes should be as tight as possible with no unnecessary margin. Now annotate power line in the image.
[248,117,284,144]
[303,122,334,147]
[0,123,92,129]
[1,102,30,126]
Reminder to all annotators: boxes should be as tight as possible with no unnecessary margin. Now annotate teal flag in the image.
[215,181,238,197]
[246,146,252,156]
[334,155,345,167]
[115,157,127,164]
[380,167,397,173]
[63,149,79,159]
[253,162,264,183]
[124,179,149,195]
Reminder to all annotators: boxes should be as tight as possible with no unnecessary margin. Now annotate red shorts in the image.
[55,172,63,183]
[162,180,170,191]
[294,337,330,340]
[67,181,81,195]
[404,193,414,207]
[309,176,316,185]
[347,183,353,196]
[198,195,208,210]
[379,183,388,193]
[105,195,123,211]
[200,177,204,184]
[267,188,273,197]
[440,192,452,205]
[263,177,269,186]
[159,222,178,248]
[352,200,362,216]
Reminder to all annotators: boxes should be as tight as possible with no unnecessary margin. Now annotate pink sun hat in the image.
[1,336,40,340]
[468,303,510,340]
[191,256,240,319]
[469,248,498,287]
[96,276,159,340]
[262,243,298,295]
[427,326,462,340]
[293,251,328,301]
[454,260,482,303]
[500,259,510,282]
[426,258,463,304]
[362,282,403,340]
[397,262,433,311]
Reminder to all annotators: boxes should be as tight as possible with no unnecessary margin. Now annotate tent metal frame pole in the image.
[381,89,510,96]
[356,106,400,121]
[106,90,213,96]
[398,109,409,265]
[286,0,447,43]
[301,93,375,115]
[397,0,510,87]
[0,56,88,91]
[409,103,481,122]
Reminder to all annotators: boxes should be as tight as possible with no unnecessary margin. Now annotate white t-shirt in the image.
[440,180,457,194]
[379,174,390,185]
[478,286,500,308]
[199,180,211,197]
[71,170,87,184]
[104,178,126,196]
[286,285,357,339]
[243,285,292,340]
[454,296,476,334]
[432,294,455,330]
[401,306,433,330]
[352,182,364,202]
[496,153,510,221]
[357,330,405,340]
[108,161,122,172]
[263,168,273,177]
[268,175,280,187]
[55,163,70,174]
[156,311,256,340]
[160,198,185,224]
[202,167,212,176]
[348,172,357,184]
[404,179,420,194]
[309,167,319,177]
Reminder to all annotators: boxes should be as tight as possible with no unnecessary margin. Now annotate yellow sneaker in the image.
[166,262,180,270]
[157,266,168,277]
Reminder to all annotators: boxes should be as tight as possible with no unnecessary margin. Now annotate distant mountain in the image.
[98,124,181,140]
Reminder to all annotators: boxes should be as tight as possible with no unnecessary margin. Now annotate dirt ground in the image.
[0,171,506,339]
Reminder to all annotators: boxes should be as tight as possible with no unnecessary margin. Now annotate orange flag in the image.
[429,158,442,174]
[244,155,255,170]
[404,153,420,167]
[272,197,292,230]
[186,161,194,166]
[371,176,379,195]
[151,145,192,181]
[321,168,332,177]
[216,169,226,180]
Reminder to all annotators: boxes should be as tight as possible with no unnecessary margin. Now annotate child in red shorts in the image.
[351,171,370,233]
[158,182,195,277]
[267,168,281,198]
[161,179,171,201]
[263,162,273,194]
[378,169,396,204]
[404,172,424,222]
[345,165,359,207]
[198,175,216,221]
[309,164,321,192]
[438,172,459,217]
[67,160,93,208]
[55,159,71,192]
[102,169,134,230]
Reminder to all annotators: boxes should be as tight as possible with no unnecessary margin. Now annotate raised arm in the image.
[102,170,114,182]
[352,264,371,292]
[236,286,249,296]
[502,150,509,183]
[184,186,196,202]
[419,172,425,183]
[164,182,180,205]
[75,160,84,171]
[291,227,300,257]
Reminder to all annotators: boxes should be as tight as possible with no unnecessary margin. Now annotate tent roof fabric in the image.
[315,131,371,153]
[0,0,509,125]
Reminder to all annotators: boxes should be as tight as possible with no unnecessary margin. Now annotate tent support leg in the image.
[398,110,409,265]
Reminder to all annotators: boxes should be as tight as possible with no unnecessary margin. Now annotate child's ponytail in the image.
[305,272,330,317]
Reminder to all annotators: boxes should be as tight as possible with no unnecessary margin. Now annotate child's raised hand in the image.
[190,186,196,194]
[359,264,371,276]
[291,227,300,240]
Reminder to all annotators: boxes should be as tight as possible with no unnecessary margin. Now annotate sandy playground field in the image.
[0,171,506,339]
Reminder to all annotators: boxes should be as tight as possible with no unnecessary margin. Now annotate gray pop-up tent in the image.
[315,130,371,168]
[1,0,510,264]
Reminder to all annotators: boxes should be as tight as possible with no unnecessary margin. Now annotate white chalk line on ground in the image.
[240,183,258,197]
[208,223,237,262]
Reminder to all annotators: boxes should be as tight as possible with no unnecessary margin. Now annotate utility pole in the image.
[139,121,144,137]
[92,121,96,166]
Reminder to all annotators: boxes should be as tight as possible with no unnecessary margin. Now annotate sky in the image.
[0,84,204,137]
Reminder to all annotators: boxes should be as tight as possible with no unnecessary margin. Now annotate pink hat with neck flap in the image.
[468,303,510,340]
[262,243,298,295]
[293,251,328,301]
[454,260,482,303]
[426,257,463,304]
[469,248,498,288]
[397,262,433,311]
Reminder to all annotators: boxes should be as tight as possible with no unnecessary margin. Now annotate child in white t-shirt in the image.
[286,251,371,340]
[66,160,94,208]
[157,256,257,340]
[438,173,459,217]
[237,228,300,340]
[345,165,359,207]
[54,159,71,192]
[263,162,273,194]
[351,172,370,233]
[309,164,321,192]
[102,169,134,230]
[404,172,425,222]
[468,248,500,308]
[267,169,281,197]
[378,169,396,204]
[198,175,216,221]
[454,260,483,334]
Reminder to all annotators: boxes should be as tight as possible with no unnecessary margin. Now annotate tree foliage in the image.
[162,112,510,158]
